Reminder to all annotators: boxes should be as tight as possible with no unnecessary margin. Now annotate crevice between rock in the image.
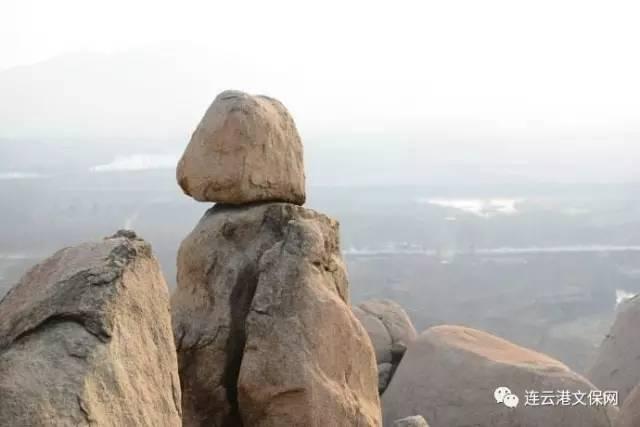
[222,263,261,427]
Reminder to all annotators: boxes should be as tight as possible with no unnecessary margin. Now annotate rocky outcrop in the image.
[353,299,417,393]
[382,325,616,427]
[616,384,640,427]
[393,415,430,427]
[177,90,305,205]
[0,230,181,426]
[172,203,381,426]
[174,89,380,426]
[588,295,640,403]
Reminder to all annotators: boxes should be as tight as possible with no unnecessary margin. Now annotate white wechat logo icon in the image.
[504,394,520,408]
[494,386,511,403]
[495,386,519,408]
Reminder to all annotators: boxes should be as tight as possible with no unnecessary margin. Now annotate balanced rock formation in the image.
[588,295,640,403]
[177,90,305,205]
[393,415,430,427]
[616,384,640,427]
[382,325,616,427]
[353,299,417,393]
[172,203,381,426]
[0,231,181,426]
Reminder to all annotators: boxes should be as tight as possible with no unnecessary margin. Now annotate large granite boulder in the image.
[177,90,305,205]
[0,231,181,426]
[172,203,381,426]
[382,325,616,427]
[589,295,640,403]
[353,299,417,393]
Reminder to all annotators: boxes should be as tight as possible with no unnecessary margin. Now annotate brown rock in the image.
[353,299,417,394]
[177,90,305,205]
[589,295,640,403]
[382,325,616,427]
[616,384,640,427]
[172,203,381,426]
[0,230,181,427]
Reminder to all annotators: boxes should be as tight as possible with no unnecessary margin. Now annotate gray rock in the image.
[394,415,430,427]
[616,383,640,427]
[378,363,394,392]
[353,305,393,364]
[588,295,640,403]
[0,230,181,426]
[172,203,381,426]
[353,299,417,393]
[359,299,418,351]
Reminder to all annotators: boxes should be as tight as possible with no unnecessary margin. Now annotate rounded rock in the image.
[177,90,305,205]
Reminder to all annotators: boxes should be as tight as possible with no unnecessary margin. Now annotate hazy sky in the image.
[1,1,639,183]
[3,0,640,125]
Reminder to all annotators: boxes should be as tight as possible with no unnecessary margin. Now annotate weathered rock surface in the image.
[616,384,640,427]
[353,299,417,393]
[0,230,181,427]
[172,203,381,426]
[177,90,305,205]
[378,363,394,393]
[393,415,430,427]
[589,295,640,403]
[353,306,393,364]
[382,325,616,427]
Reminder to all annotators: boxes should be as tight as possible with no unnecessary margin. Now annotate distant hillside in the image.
[0,43,280,142]
[1,43,637,186]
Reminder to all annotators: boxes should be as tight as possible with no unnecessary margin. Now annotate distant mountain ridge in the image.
[1,44,637,186]
[0,43,269,142]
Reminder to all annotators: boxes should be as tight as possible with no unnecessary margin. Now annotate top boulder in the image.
[177,90,306,205]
